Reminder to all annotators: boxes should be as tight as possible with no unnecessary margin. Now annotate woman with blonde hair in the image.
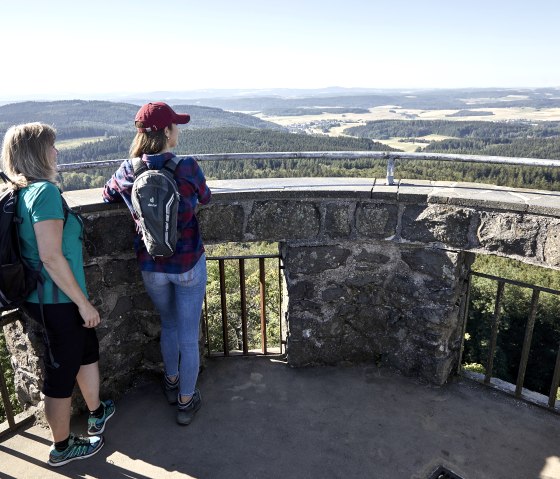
[1,123,114,467]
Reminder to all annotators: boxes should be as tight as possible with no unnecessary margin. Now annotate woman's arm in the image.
[102,159,134,205]
[33,219,100,328]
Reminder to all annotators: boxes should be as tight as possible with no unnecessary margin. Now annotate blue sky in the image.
[1,0,559,99]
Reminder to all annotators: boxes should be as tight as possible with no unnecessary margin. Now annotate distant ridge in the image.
[0,100,284,132]
[2,86,559,107]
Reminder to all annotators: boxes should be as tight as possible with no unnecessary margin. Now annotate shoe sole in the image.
[88,405,116,435]
[48,436,105,467]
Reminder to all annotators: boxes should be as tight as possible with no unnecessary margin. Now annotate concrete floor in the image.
[1,356,559,479]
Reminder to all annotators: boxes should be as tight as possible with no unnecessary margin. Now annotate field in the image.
[254,106,560,151]
[56,136,109,150]
[256,105,560,129]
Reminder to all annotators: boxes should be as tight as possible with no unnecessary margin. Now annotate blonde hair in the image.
[129,123,171,158]
[1,123,57,188]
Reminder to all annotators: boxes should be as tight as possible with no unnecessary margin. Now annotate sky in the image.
[1,0,559,100]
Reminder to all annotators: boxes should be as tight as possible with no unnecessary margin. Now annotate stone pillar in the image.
[282,240,474,385]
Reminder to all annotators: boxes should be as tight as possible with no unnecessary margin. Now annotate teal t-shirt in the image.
[17,181,88,304]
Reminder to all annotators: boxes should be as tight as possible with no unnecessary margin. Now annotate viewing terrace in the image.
[2,151,560,478]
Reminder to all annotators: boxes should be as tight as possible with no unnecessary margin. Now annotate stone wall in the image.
[3,178,560,416]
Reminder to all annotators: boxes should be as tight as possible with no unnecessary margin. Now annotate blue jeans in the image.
[141,254,207,397]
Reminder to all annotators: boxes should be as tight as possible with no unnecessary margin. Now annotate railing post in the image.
[485,281,505,385]
[386,156,395,186]
[239,259,249,355]
[0,354,15,430]
[259,258,267,355]
[457,273,472,374]
[278,257,283,354]
[515,289,540,397]
[203,294,211,356]
[548,345,560,408]
[218,259,229,356]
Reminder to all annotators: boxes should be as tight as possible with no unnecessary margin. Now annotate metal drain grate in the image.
[427,465,465,479]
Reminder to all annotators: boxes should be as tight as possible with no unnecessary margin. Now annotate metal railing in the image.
[56,151,560,186]
[203,253,283,357]
[0,252,284,436]
[459,270,560,412]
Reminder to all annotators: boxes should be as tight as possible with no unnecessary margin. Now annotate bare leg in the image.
[44,396,72,443]
[76,362,101,412]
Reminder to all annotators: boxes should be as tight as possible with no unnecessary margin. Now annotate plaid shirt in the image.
[103,152,211,273]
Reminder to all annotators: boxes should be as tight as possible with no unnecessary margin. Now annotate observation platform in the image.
[1,357,559,479]
[3,176,560,478]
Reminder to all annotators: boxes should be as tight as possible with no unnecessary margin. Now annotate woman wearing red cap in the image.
[103,102,211,425]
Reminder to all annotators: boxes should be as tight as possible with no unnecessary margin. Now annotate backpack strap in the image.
[162,156,182,174]
[35,269,59,368]
[132,156,182,177]
[0,171,12,185]
[50,194,85,304]
[132,157,148,179]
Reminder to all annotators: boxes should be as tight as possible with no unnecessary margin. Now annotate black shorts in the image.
[24,302,100,398]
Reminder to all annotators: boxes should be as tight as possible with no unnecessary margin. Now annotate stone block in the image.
[288,280,316,300]
[401,248,458,281]
[354,248,391,269]
[284,245,352,275]
[102,258,141,287]
[543,221,560,267]
[401,204,473,247]
[321,285,347,302]
[85,213,136,256]
[198,203,245,242]
[325,203,352,238]
[477,212,540,257]
[355,202,398,238]
[247,201,320,240]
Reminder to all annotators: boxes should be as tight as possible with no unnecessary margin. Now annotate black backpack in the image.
[0,172,76,368]
[131,156,182,258]
[0,172,42,311]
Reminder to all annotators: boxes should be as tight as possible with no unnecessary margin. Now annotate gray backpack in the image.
[131,156,182,257]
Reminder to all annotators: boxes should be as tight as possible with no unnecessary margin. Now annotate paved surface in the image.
[1,357,559,479]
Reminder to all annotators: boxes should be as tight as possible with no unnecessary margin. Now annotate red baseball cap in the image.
[134,102,190,132]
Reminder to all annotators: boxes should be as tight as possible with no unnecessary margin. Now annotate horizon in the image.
[1,0,559,101]
[2,85,560,106]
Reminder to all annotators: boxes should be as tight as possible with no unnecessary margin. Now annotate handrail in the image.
[470,271,560,296]
[55,151,560,186]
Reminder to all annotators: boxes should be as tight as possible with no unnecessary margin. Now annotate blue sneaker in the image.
[87,399,115,435]
[48,433,104,467]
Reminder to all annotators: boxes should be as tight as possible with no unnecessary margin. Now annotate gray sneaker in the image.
[177,389,201,425]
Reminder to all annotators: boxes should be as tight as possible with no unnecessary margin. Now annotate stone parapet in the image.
[4,177,560,416]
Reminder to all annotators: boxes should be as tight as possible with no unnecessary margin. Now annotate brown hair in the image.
[129,121,170,158]
[1,123,57,188]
